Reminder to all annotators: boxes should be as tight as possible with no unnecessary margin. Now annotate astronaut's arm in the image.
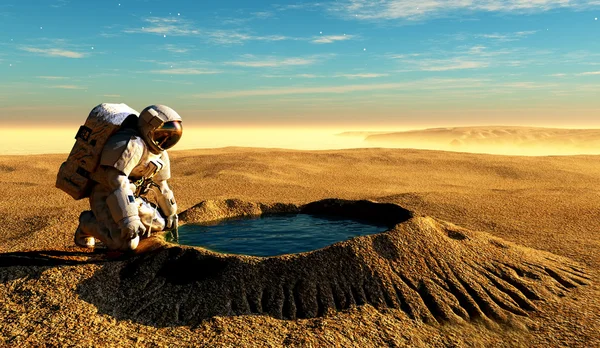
[150,179,178,229]
[101,167,146,238]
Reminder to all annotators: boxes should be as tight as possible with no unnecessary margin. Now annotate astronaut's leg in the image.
[81,189,140,251]
[76,210,130,250]
[74,211,96,248]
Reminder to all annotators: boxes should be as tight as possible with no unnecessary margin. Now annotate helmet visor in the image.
[152,121,182,150]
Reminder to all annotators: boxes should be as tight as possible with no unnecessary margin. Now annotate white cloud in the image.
[577,71,600,75]
[124,17,200,36]
[20,47,86,58]
[467,47,519,58]
[151,68,221,75]
[162,44,190,53]
[152,79,194,85]
[514,30,539,36]
[477,30,537,42]
[222,11,276,25]
[502,82,558,89]
[387,53,421,59]
[124,17,292,44]
[86,72,121,79]
[251,11,274,19]
[51,0,69,8]
[263,74,322,78]
[36,76,69,80]
[189,78,488,98]
[99,32,120,38]
[50,85,86,89]
[208,30,289,44]
[392,55,489,71]
[262,73,388,79]
[103,94,121,98]
[468,46,487,55]
[335,73,389,78]
[331,0,599,21]
[225,54,325,68]
[422,60,489,71]
[559,50,600,65]
[274,3,325,11]
[548,73,567,77]
[311,34,354,44]
[389,45,541,71]
[141,59,212,66]
[194,83,407,98]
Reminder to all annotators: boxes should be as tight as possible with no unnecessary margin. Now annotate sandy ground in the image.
[0,147,599,347]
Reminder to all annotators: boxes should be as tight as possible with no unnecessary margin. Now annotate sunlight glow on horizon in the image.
[3,126,600,157]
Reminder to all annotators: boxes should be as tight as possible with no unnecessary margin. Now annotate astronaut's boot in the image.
[74,211,96,248]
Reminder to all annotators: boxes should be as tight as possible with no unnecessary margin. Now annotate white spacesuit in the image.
[74,105,183,251]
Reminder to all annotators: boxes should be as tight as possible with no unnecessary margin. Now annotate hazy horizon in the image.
[4,124,600,156]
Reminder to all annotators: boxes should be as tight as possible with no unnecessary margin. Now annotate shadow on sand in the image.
[0,249,130,284]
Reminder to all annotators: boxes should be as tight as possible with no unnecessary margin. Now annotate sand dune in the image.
[0,148,599,347]
[361,126,600,155]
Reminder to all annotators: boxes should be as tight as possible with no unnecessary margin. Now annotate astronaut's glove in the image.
[119,216,147,240]
[166,214,178,230]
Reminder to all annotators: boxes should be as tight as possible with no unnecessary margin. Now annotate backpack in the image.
[56,103,140,200]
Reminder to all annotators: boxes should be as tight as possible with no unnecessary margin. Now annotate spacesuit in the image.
[74,105,183,251]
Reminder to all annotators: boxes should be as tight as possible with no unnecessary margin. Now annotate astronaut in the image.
[74,105,183,251]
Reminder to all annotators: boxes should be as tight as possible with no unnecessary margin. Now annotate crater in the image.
[77,198,591,329]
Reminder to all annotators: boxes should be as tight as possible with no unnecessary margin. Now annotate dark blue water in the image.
[177,214,388,257]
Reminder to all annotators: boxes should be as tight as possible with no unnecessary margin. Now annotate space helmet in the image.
[138,105,183,154]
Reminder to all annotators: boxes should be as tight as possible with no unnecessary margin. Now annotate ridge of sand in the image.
[361,126,600,155]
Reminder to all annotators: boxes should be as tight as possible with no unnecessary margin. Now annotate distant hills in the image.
[339,126,600,155]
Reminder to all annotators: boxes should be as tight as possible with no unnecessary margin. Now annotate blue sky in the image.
[1,0,600,127]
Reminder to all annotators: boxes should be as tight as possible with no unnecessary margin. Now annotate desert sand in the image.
[0,147,599,347]
[341,126,600,156]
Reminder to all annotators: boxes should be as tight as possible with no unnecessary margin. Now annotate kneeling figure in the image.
[74,105,183,251]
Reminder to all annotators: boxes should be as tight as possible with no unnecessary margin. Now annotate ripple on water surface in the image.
[177,213,388,257]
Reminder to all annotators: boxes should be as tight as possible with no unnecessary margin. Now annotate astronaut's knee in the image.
[79,210,96,224]
[77,211,98,236]
[119,235,140,252]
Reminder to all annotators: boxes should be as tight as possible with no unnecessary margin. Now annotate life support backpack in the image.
[56,103,140,200]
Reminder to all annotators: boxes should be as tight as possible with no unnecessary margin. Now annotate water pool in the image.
[177,213,388,257]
